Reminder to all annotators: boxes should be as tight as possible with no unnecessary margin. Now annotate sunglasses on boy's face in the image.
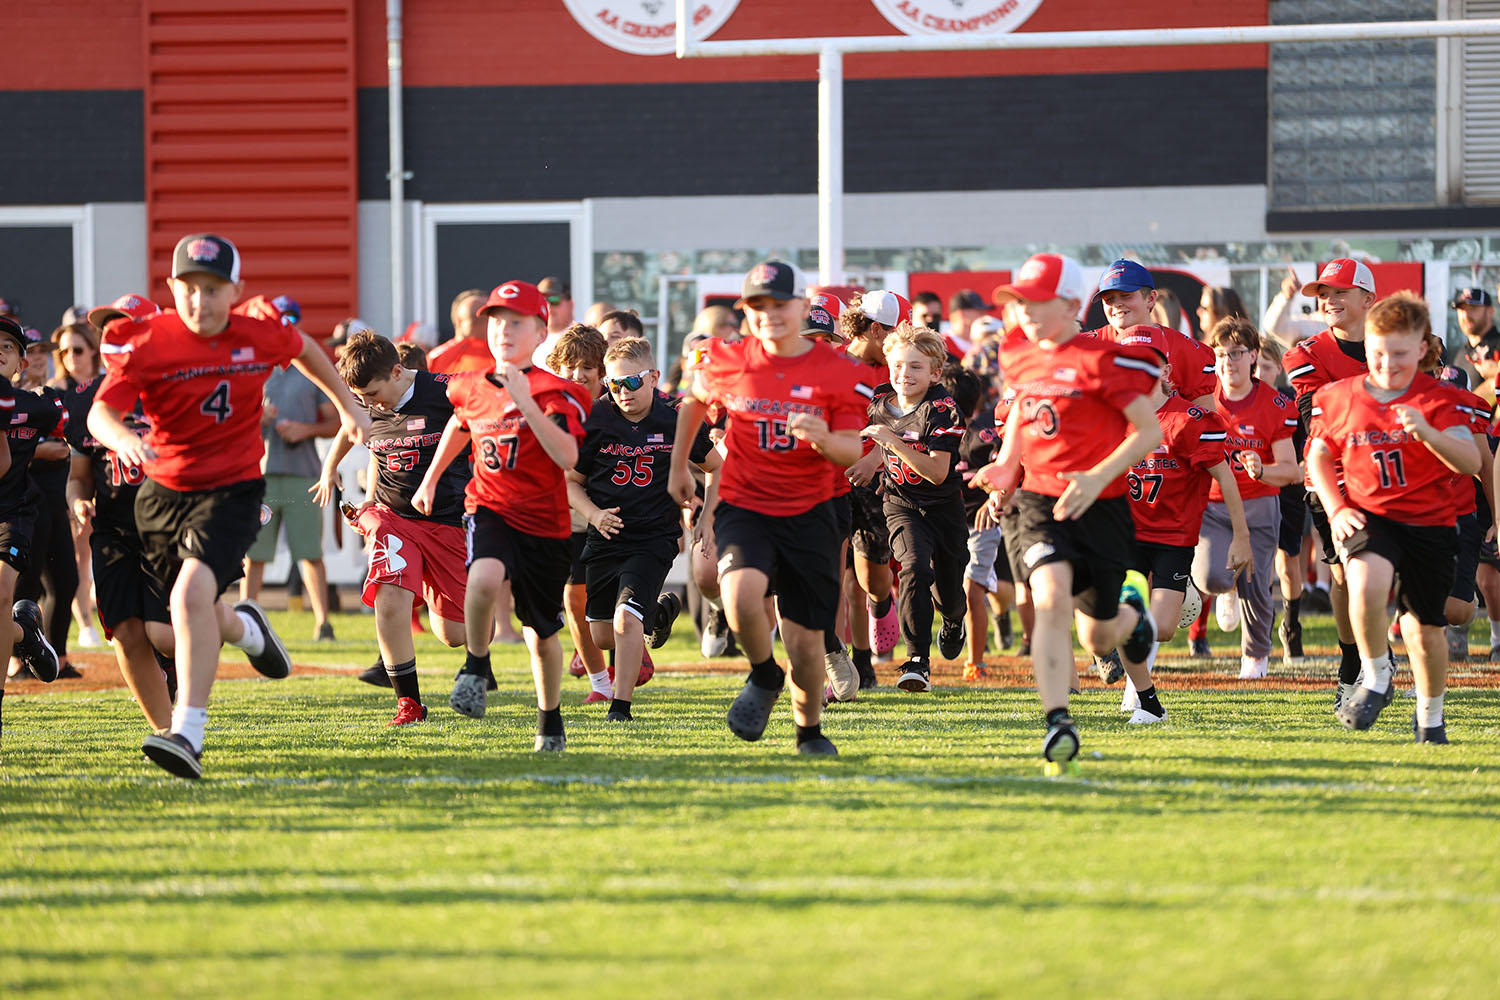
[606,370,655,393]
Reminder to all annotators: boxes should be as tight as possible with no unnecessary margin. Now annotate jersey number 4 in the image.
[201,381,232,423]
[611,455,654,486]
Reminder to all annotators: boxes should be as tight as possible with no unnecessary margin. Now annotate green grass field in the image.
[3,610,1500,999]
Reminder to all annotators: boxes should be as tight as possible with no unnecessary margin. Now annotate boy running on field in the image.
[1308,293,1479,740]
[668,260,867,755]
[569,336,716,722]
[413,280,592,751]
[314,330,471,727]
[88,234,372,778]
[861,324,969,692]
[973,253,1162,767]
[1091,259,1217,410]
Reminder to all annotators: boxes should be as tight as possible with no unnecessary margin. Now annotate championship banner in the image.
[563,0,742,55]
[870,0,1043,36]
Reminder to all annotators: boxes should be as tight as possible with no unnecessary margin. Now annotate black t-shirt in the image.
[363,371,470,526]
[64,375,147,532]
[955,409,1000,523]
[26,383,70,503]
[576,394,713,545]
[865,383,966,508]
[0,381,66,513]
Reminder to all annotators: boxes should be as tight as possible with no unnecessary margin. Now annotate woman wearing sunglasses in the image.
[52,323,105,650]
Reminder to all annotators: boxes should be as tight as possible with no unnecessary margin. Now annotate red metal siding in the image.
[144,1,359,337]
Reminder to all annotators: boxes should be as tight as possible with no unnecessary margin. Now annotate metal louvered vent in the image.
[1463,0,1500,201]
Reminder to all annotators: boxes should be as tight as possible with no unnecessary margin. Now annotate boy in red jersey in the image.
[412,280,592,751]
[668,260,867,755]
[1090,259,1217,410]
[1118,324,1252,719]
[1308,293,1480,740]
[973,254,1162,769]
[1196,318,1301,679]
[87,234,372,778]
[1283,258,1375,709]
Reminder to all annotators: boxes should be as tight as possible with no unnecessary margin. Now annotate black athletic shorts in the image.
[1306,488,1340,564]
[1010,490,1135,620]
[831,491,853,541]
[91,517,168,631]
[713,498,841,631]
[136,477,264,594]
[1452,510,1489,604]
[0,491,39,574]
[1338,510,1458,628]
[1134,540,1194,594]
[582,535,676,626]
[566,530,588,586]
[1001,503,1027,588]
[1277,482,1306,556]
[849,482,892,564]
[464,506,570,639]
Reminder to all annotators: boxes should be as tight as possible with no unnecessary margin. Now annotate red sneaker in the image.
[568,649,587,677]
[388,696,427,727]
[607,650,655,687]
[583,689,610,704]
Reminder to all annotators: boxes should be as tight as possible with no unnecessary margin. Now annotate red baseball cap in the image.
[804,291,845,340]
[992,253,1088,304]
[87,292,161,330]
[1300,258,1375,297]
[477,280,550,323]
[1113,323,1171,363]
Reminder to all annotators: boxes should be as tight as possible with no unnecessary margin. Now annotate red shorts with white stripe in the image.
[356,504,466,622]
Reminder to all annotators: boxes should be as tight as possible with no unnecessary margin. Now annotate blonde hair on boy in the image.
[882,322,947,370]
[604,336,655,368]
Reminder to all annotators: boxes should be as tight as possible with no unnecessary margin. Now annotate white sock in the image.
[171,704,208,753]
[1359,654,1394,693]
[233,610,266,656]
[588,670,613,697]
[1145,644,1158,674]
[1416,691,1445,729]
[1490,619,1500,645]
[704,594,723,613]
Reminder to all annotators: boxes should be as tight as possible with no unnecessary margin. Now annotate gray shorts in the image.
[966,524,1002,591]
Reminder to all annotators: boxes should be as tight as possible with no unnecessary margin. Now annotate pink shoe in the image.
[583,689,610,704]
[867,597,900,655]
[568,649,587,677]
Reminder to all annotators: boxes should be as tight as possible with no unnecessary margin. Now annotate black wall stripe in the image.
[0,90,144,203]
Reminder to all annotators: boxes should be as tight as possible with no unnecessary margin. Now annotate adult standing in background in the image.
[50,322,103,648]
[427,289,492,375]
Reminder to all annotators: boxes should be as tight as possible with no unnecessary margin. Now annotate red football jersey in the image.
[1093,324,1215,402]
[1283,329,1367,398]
[428,336,495,375]
[998,332,1161,499]
[447,368,591,538]
[1310,373,1471,526]
[695,337,868,516]
[94,312,303,491]
[1448,387,1492,517]
[1209,380,1298,501]
[1129,394,1229,547]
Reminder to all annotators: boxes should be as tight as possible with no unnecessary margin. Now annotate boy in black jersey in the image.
[314,331,470,726]
[0,316,67,740]
[861,324,969,692]
[569,338,718,721]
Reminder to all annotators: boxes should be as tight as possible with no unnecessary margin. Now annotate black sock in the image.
[1338,641,1362,685]
[795,723,823,746]
[871,594,893,619]
[748,656,785,691]
[1137,685,1165,718]
[0,689,5,742]
[852,646,872,672]
[823,628,843,655]
[1046,706,1071,727]
[1284,597,1301,628]
[463,650,491,678]
[537,706,564,736]
[609,698,632,719]
[387,657,420,702]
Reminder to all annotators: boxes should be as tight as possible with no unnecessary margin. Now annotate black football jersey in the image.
[865,383,966,508]
[0,381,67,513]
[27,384,70,502]
[64,375,149,531]
[363,370,470,526]
[576,394,713,544]
[955,408,1000,521]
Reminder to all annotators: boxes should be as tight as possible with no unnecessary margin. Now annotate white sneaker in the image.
[1215,595,1242,632]
[1120,675,1140,713]
[1239,655,1268,679]
[77,625,104,648]
[823,648,859,703]
[1127,707,1166,725]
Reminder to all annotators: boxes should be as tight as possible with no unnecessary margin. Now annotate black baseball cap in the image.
[737,259,804,306]
[948,289,988,313]
[1452,287,1493,308]
[0,316,25,352]
[172,233,241,283]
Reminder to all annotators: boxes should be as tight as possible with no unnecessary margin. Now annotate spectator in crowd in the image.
[597,309,645,347]
[1196,284,1248,340]
[1151,287,1184,333]
[427,289,491,375]
[946,289,990,354]
[396,341,428,371]
[1262,267,1324,348]
[49,322,103,647]
[911,291,943,331]
[533,276,574,369]
[582,301,618,328]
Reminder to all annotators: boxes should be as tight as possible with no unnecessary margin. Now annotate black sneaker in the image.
[605,709,632,723]
[650,592,682,649]
[1094,650,1124,685]
[315,621,336,642]
[727,679,780,741]
[1413,711,1449,744]
[232,601,291,679]
[357,660,393,688]
[796,735,838,756]
[937,616,966,661]
[11,601,57,683]
[856,661,878,690]
[896,661,932,693]
[1336,682,1395,731]
[56,663,82,679]
[996,613,1014,650]
[1118,572,1155,665]
[142,732,202,779]
[1279,618,1305,663]
[1018,638,1031,657]
[1043,713,1080,763]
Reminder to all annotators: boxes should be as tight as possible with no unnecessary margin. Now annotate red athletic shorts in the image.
[355,504,466,622]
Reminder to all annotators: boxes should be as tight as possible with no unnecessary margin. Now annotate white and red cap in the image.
[87,293,161,330]
[992,253,1087,304]
[858,290,911,328]
[1300,258,1375,297]
[477,280,550,323]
